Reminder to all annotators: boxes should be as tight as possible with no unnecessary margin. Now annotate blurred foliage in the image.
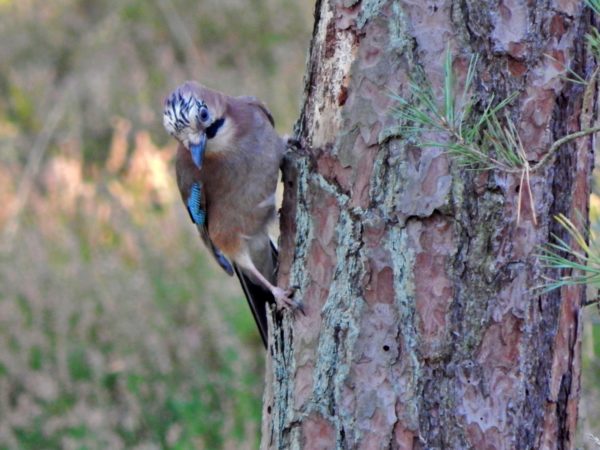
[581,191,600,448]
[0,0,310,166]
[0,138,269,449]
[0,0,311,448]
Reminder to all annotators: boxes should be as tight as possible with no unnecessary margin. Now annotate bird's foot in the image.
[285,137,309,158]
[272,286,295,308]
[286,137,301,150]
[272,286,305,315]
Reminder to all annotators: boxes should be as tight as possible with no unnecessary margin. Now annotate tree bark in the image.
[262,1,595,449]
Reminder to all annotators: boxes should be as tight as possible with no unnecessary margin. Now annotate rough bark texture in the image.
[262,1,595,449]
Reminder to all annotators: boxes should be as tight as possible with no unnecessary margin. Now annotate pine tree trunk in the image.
[262,1,595,448]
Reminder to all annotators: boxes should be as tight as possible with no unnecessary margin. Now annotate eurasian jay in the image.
[162,81,297,347]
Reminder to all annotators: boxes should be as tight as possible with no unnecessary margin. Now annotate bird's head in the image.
[163,81,226,170]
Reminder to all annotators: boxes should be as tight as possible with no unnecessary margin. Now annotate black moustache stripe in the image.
[206,117,225,139]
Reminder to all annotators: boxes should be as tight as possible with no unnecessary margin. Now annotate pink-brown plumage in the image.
[164,81,297,346]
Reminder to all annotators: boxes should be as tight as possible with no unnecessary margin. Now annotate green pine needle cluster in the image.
[586,1,600,70]
[393,3,600,298]
[538,1,600,298]
[538,214,600,293]
[393,51,523,172]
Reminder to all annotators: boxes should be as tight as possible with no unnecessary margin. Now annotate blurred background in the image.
[581,195,600,448]
[0,0,311,448]
[1,1,600,449]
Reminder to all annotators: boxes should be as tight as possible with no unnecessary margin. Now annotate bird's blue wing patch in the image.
[186,182,206,225]
[186,182,234,276]
[200,231,234,276]
[213,248,234,276]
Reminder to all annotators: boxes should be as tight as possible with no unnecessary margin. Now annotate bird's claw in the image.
[272,285,305,315]
[285,137,309,158]
[286,137,301,150]
[289,285,305,315]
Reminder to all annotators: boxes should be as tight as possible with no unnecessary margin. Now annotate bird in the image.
[162,81,298,347]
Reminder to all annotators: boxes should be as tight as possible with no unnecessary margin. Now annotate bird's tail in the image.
[234,266,273,348]
[233,240,278,348]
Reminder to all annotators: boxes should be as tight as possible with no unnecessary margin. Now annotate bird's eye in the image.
[199,106,210,123]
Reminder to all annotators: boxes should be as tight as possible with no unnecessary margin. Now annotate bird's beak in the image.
[190,133,207,170]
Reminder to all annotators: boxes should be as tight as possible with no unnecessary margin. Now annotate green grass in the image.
[0,142,267,449]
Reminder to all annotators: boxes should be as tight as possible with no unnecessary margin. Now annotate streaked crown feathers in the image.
[163,87,207,139]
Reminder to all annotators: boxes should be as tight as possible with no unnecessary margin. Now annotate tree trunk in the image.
[262,1,594,449]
